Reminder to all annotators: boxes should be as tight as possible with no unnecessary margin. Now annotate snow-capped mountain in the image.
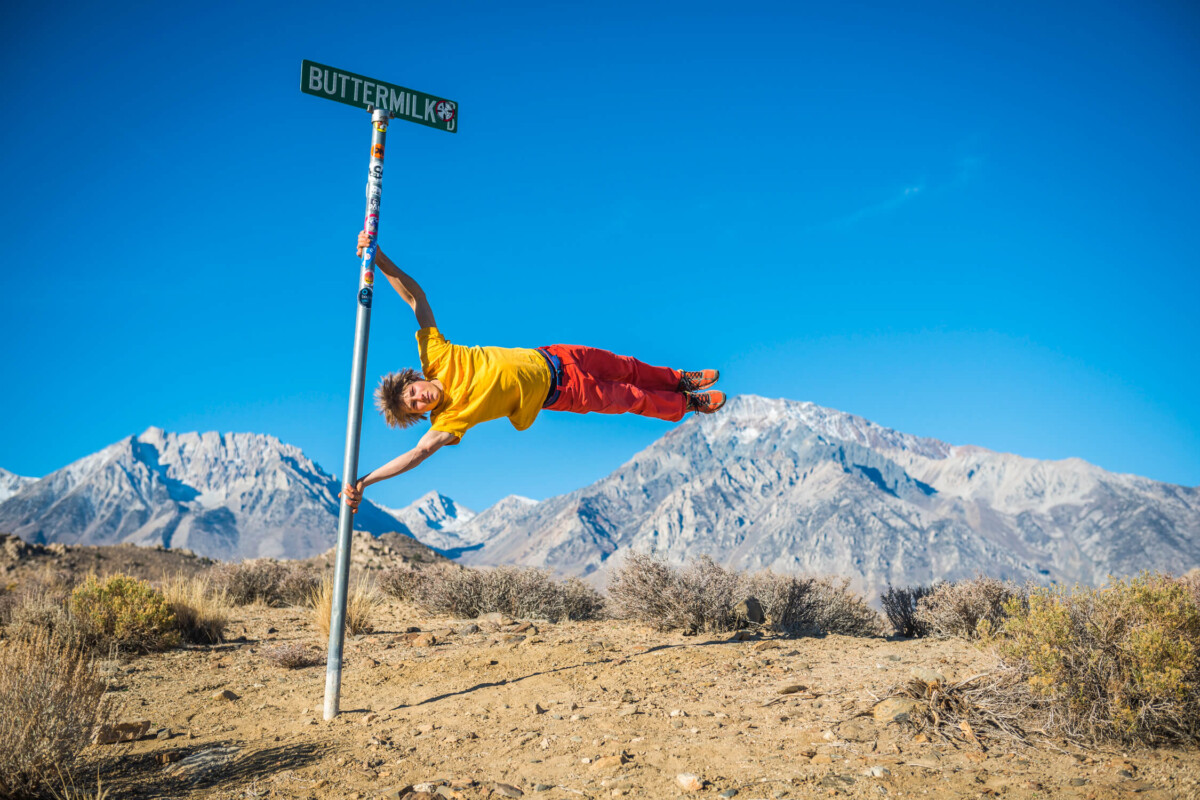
[0,468,36,503]
[382,491,539,557]
[453,395,1200,599]
[379,491,476,552]
[0,428,412,561]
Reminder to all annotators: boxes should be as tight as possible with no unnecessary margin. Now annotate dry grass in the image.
[0,628,114,799]
[207,560,319,607]
[608,554,882,636]
[262,642,324,670]
[915,576,1023,639]
[400,563,605,622]
[993,573,1200,744]
[310,573,382,640]
[159,574,231,644]
[881,584,935,638]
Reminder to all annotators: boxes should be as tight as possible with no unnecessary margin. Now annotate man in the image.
[341,232,724,512]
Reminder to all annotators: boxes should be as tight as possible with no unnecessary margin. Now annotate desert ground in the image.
[80,605,1200,799]
[5,536,1200,800]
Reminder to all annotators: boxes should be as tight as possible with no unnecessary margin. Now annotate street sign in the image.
[301,59,458,133]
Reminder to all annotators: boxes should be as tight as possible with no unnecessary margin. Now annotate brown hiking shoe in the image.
[685,390,726,414]
[678,369,720,392]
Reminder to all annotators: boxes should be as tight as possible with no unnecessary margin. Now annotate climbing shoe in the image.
[678,369,720,392]
[685,390,726,414]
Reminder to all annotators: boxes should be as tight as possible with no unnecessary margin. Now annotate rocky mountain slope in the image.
[379,491,477,553]
[455,395,1200,599]
[0,428,412,562]
[0,467,34,503]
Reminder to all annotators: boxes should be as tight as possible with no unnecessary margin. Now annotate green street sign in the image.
[301,59,458,133]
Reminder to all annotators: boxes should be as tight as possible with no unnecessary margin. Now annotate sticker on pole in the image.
[301,59,458,134]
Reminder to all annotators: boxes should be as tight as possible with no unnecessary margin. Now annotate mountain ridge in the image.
[0,426,412,561]
[452,395,1200,599]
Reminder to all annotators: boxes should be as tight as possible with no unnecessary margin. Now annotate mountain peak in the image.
[0,428,409,560]
[712,395,953,460]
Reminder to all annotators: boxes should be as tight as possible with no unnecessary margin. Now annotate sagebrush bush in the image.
[406,564,483,618]
[608,554,882,636]
[207,560,318,607]
[881,584,935,638]
[1181,568,1200,610]
[743,571,817,634]
[0,628,113,798]
[477,567,604,622]
[806,577,885,636]
[263,642,324,669]
[995,573,1200,743]
[277,566,322,607]
[160,574,231,644]
[69,574,178,652]
[402,564,605,622]
[378,565,422,601]
[558,577,607,621]
[916,576,1022,639]
[311,574,381,640]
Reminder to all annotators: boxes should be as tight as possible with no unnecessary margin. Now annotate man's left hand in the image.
[339,479,366,513]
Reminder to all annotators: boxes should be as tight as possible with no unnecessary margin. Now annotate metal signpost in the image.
[301,60,457,720]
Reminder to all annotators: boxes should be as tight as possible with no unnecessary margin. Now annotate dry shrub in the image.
[1180,568,1200,609]
[0,628,114,798]
[995,573,1200,744]
[881,584,935,638]
[69,574,178,653]
[378,565,423,601]
[276,566,322,607]
[607,554,742,633]
[310,574,381,640]
[608,554,882,636]
[558,577,607,621]
[882,667,1039,747]
[159,574,231,644]
[403,564,604,622]
[1,570,77,635]
[916,576,1022,639]
[207,560,318,607]
[806,577,884,636]
[407,564,483,618]
[477,567,604,622]
[263,642,324,669]
[743,571,817,634]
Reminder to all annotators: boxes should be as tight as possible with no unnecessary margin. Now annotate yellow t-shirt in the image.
[416,327,552,440]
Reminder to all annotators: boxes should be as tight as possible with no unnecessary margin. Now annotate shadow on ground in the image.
[85,741,324,798]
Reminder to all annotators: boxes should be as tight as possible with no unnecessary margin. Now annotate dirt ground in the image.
[79,599,1200,800]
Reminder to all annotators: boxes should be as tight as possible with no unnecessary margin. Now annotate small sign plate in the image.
[301,59,457,133]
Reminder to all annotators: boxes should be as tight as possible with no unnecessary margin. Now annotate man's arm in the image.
[357,232,436,328]
[339,428,458,512]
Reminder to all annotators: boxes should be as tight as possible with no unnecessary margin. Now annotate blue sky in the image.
[2,0,1198,512]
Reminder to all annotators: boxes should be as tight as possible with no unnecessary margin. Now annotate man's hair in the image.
[375,368,428,429]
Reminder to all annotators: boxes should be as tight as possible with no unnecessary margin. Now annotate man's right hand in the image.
[356,230,372,258]
[339,480,365,513]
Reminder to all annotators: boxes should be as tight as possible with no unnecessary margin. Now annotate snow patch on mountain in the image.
[0,428,412,561]
[0,468,36,503]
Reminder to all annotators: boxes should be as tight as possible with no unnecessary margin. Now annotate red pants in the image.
[541,344,686,422]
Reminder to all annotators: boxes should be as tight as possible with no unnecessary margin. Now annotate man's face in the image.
[403,380,442,413]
